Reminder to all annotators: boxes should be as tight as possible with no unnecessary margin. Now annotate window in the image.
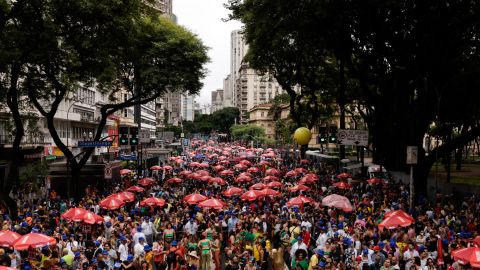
[123,109,128,117]
[261,112,264,117]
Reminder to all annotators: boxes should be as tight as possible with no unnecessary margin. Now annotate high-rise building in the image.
[211,89,224,113]
[181,94,195,122]
[223,75,233,107]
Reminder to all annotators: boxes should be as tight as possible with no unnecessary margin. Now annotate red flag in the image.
[437,238,444,265]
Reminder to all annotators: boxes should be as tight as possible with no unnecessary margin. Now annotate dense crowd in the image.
[0,140,479,270]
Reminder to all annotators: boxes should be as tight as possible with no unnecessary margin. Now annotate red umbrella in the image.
[189,162,200,167]
[234,163,248,170]
[223,187,244,197]
[241,190,262,201]
[239,172,253,178]
[163,165,173,170]
[337,172,351,178]
[285,170,298,177]
[220,160,230,165]
[166,177,183,184]
[286,195,315,207]
[0,230,21,248]
[474,236,480,247]
[384,210,415,222]
[127,185,145,193]
[140,197,166,207]
[213,165,225,171]
[304,173,319,181]
[120,169,131,175]
[259,188,280,197]
[150,165,162,170]
[200,175,212,182]
[178,170,192,176]
[0,266,17,270]
[196,170,210,176]
[266,168,280,175]
[267,181,283,188]
[80,212,104,224]
[247,167,260,173]
[295,167,308,174]
[209,177,226,185]
[108,192,134,202]
[258,160,270,166]
[333,181,352,189]
[186,173,201,180]
[289,184,311,192]
[13,233,56,250]
[263,175,279,182]
[198,163,210,168]
[198,198,226,210]
[300,159,309,164]
[240,160,252,166]
[99,197,125,210]
[367,178,385,185]
[249,183,267,190]
[235,176,252,183]
[321,195,353,212]
[219,170,234,176]
[175,159,184,164]
[451,247,480,267]
[61,208,87,220]
[138,177,155,186]
[218,156,228,160]
[378,211,414,231]
[183,194,207,204]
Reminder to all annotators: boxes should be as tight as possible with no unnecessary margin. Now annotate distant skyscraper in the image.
[211,89,224,113]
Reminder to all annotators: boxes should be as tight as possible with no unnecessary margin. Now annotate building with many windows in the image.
[211,89,224,113]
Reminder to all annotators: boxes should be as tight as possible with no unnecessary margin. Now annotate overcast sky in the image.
[172,0,243,107]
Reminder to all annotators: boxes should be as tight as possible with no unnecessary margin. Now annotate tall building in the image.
[223,75,233,107]
[180,94,195,122]
[223,30,249,109]
[211,89,224,113]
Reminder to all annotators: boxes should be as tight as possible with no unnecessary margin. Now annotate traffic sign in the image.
[406,146,418,165]
[337,130,369,146]
[78,141,113,147]
[183,139,189,146]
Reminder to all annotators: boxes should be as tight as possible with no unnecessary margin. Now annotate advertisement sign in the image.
[337,129,369,146]
[104,163,112,180]
[406,146,418,165]
[43,146,56,160]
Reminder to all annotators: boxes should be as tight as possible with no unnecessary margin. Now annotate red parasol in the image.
[126,185,145,192]
[189,162,200,167]
[300,159,309,164]
[241,190,262,201]
[263,175,279,182]
[235,176,252,183]
[13,233,56,250]
[178,170,192,176]
[140,197,166,207]
[0,230,21,248]
[249,183,267,190]
[286,195,315,207]
[333,181,352,189]
[150,165,162,170]
[138,177,155,186]
[183,193,207,204]
[247,167,260,173]
[321,194,353,212]
[384,210,415,222]
[196,170,210,176]
[367,178,385,185]
[175,159,184,164]
[240,160,252,166]
[219,170,234,176]
[295,167,308,174]
[451,247,480,267]
[209,177,226,185]
[267,181,284,188]
[289,184,311,192]
[378,211,414,231]
[337,172,352,178]
[198,198,226,210]
[258,160,270,166]
[474,236,480,247]
[213,165,225,171]
[259,188,280,197]
[108,192,134,202]
[79,212,104,224]
[198,163,210,168]
[285,170,298,177]
[99,197,125,210]
[61,208,87,220]
[223,187,244,197]
[200,175,212,182]
[163,165,173,170]
[166,177,183,184]
[234,163,248,170]
[120,169,131,175]
[239,172,253,178]
[304,173,319,181]
[0,266,17,270]
[266,168,280,175]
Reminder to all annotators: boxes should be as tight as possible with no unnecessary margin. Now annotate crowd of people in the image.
[0,140,479,270]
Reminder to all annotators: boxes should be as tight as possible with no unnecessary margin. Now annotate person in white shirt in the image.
[403,244,420,269]
[66,234,78,255]
[184,218,199,236]
[290,236,308,259]
[142,218,154,245]
[133,227,146,245]
[118,236,129,262]
[300,219,312,232]
[315,227,328,250]
[134,237,147,257]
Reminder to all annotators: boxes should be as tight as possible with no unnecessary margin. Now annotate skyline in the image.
[172,0,243,107]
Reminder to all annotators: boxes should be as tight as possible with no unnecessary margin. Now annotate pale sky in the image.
[173,0,243,107]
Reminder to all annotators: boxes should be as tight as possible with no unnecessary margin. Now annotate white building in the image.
[223,75,233,107]
[180,94,195,122]
[211,89,224,113]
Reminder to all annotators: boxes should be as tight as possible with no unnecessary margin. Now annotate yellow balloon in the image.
[293,127,312,145]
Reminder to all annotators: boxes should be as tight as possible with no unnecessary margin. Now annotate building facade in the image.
[211,89,224,113]
[181,94,195,122]
[248,104,275,139]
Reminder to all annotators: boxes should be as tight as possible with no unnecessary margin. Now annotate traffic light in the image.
[130,137,138,145]
[329,133,337,143]
[318,133,328,144]
[120,135,129,145]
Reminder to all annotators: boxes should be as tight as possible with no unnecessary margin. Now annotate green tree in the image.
[211,107,240,137]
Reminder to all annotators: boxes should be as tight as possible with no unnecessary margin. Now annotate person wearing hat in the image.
[308,249,322,270]
[134,237,147,257]
[144,245,155,270]
[370,246,386,266]
[185,218,199,236]
[71,251,82,270]
[290,236,307,260]
[133,226,146,245]
[118,235,129,262]
[121,254,135,270]
[142,217,155,246]
[61,248,74,267]
[187,251,200,270]
[343,238,357,270]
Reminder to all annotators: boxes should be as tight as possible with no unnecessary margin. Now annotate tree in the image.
[211,107,240,137]
[2,0,208,200]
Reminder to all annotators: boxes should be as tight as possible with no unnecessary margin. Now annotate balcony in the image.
[0,134,47,146]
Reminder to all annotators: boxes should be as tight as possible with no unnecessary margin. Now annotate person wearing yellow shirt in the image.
[144,245,155,270]
[308,249,323,270]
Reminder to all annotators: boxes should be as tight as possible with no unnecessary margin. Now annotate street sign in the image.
[337,130,369,146]
[78,141,113,147]
[406,146,418,165]
[183,139,189,146]
[104,164,112,180]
